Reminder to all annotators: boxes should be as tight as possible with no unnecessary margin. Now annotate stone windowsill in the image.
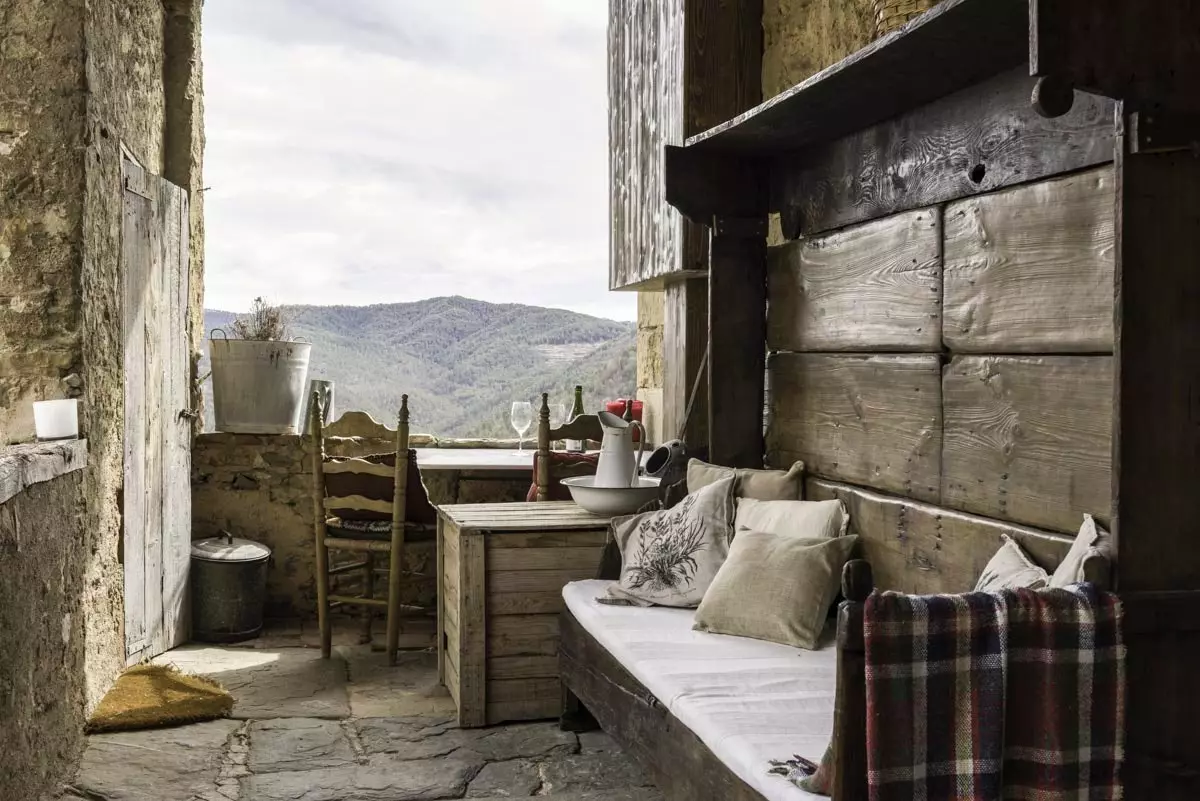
[0,439,89,506]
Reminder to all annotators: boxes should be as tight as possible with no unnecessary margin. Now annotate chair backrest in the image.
[534,393,604,501]
[309,396,438,527]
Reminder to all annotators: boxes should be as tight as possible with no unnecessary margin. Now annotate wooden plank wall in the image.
[767,166,1115,582]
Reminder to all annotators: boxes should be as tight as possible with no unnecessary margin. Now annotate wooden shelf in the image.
[685,0,1028,155]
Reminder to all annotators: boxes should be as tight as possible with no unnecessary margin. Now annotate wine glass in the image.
[548,403,566,451]
[511,401,533,452]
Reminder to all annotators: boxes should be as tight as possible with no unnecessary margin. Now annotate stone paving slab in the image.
[465,757,542,797]
[66,719,239,801]
[338,645,455,718]
[155,645,350,719]
[240,754,482,801]
[248,718,356,774]
[540,752,655,795]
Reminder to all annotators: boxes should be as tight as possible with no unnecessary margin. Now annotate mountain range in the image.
[201,296,637,437]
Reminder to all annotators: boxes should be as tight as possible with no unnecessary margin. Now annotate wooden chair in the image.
[534,392,605,501]
[309,394,436,664]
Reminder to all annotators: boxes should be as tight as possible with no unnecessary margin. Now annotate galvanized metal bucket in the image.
[209,330,312,434]
[191,532,271,643]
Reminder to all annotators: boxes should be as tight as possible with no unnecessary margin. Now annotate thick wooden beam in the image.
[775,68,1115,236]
[707,220,766,469]
[1113,130,1200,593]
[662,278,708,450]
[1031,0,1200,115]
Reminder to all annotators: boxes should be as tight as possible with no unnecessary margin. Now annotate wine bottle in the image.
[566,385,586,452]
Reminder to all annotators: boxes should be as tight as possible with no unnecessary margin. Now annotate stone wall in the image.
[762,0,877,99]
[0,0,87,443]
[2,0,206,715]
[0,465,88,800]
[193,435,532,620]
[635,290,666,445]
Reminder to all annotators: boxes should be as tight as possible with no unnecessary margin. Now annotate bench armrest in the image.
[833,559,873,801]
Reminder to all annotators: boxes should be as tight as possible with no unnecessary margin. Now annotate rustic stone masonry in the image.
[193,434,532,620]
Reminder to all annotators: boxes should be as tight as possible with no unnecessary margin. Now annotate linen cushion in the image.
[974,534,1050,591]
[693,531,859,650]
[687,458,805,500]
[734,499,848,541]
[605,477,735,608]
[1050,513,1112,587]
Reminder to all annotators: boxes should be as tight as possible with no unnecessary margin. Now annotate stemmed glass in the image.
[511,401,533,452]
[548,403,566,451]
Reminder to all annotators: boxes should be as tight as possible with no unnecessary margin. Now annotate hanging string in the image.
[677,343,710,442]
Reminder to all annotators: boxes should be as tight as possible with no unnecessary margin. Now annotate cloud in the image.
[202,0,636,322]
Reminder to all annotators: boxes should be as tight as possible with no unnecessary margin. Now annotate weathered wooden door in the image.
[122,157,192,662]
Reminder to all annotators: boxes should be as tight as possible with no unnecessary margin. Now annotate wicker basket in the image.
[875,0,941,37]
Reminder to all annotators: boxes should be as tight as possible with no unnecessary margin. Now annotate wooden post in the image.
[1113,112,1200,801]
[386,395,411,665]
[536,393,551,501]
[833,560,873,801]
[708,217,768,468]
[308,390,332,658]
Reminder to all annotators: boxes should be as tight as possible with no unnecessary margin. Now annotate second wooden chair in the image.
[309,394,437,664]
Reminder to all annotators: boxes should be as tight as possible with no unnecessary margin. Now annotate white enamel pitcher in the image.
[594,411,646,488]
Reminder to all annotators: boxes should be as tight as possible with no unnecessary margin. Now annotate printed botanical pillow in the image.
[686,458,805,500]
[603,476,735,608]
[975,534,1049,592]
[1050,513,1113,588]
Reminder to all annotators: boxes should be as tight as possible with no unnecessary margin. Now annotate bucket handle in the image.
[291,335,311,344]
[210,327,229,341]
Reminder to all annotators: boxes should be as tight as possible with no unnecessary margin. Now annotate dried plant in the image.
[231,297,290,341]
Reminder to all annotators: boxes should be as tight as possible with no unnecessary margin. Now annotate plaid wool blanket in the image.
[864,584,1124,801]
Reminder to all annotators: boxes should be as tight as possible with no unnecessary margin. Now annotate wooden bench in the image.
[559,478,1112,801]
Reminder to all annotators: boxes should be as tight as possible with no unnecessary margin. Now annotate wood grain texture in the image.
[456,532,487,727]
[808,478,1075,594]
[0,441,88,506]
[488,614,559,658]
[941,355,1112,534]
[610,0,762,288]
[778,68,1115,236]
[608,0,686,290]
[767,353,942,502]
[708,228,767,468]
[487,655,559,681]
[767,208,942,351]
[1114,147,1200,594]
[486,547,604,573]
[662,278,709,448]
[944,166,1115,352]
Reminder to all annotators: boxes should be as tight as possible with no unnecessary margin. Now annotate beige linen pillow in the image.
[975,535,1050,591]
[694,531,858,649]
[604,477,735,608]
[686,458,805,500]
[1050,514,1112,588]
[734,498,848,541]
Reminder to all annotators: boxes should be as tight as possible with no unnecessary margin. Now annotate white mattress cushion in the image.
[563,580,836,801]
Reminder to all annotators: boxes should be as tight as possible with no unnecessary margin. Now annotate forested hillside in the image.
[201,297,636,437]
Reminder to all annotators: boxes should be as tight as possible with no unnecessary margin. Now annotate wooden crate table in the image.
[436,501,611,727]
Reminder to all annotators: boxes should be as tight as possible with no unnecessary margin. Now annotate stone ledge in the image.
[0,438,88,505]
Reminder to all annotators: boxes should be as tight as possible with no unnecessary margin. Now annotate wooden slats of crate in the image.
[436,502,610,727]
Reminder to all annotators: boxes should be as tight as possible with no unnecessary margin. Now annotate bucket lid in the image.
[191,532,271,563]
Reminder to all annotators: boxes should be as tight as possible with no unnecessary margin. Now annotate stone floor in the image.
[62,622,663,801]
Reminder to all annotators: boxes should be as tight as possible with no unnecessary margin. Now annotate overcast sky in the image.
[202,0,634,322]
